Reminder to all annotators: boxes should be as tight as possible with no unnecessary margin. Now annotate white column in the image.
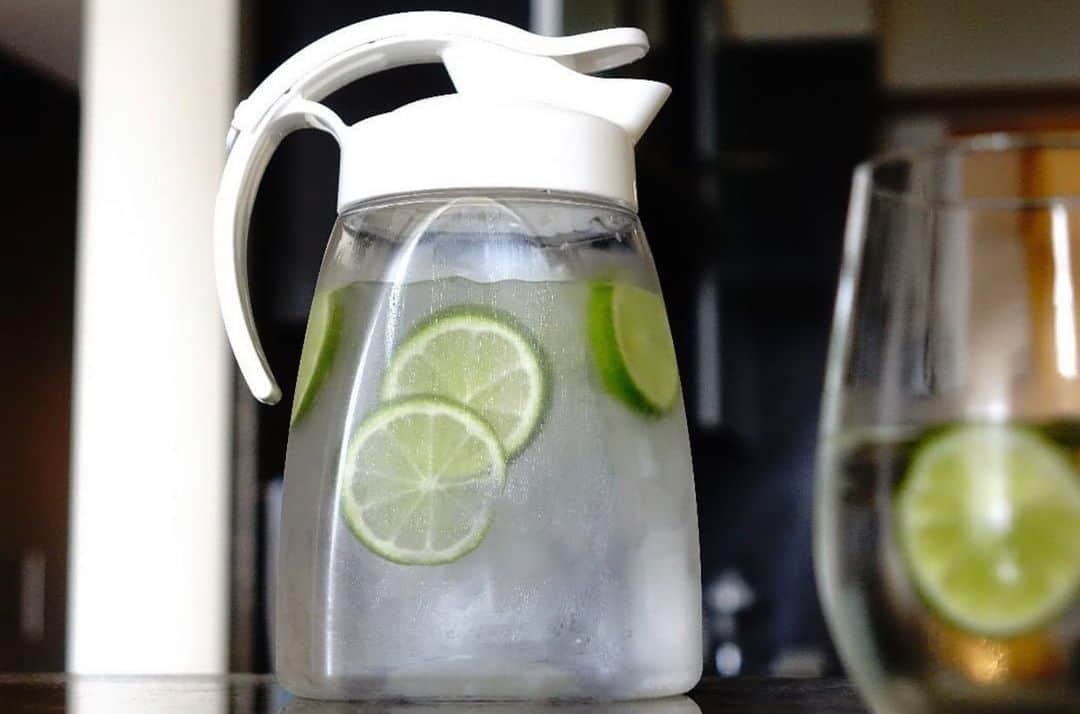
[68,0,237,673]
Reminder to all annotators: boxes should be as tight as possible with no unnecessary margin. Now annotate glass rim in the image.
[861,131,1080,210]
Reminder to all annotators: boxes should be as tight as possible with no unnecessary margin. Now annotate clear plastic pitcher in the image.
[214,12,701,700]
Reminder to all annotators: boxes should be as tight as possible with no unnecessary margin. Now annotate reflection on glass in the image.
[65,676,228,714]
[279,695,701,714]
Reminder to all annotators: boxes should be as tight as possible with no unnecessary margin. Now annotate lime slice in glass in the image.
[291,287,345,425]
[587,282,679,415]
[381,307,548,457]
[341,397,507,565]
[897,424,1080,636]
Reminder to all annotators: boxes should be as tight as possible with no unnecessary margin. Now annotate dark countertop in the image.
[0,675,867,713]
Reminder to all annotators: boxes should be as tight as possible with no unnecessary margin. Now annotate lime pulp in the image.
[291,287,345,425]
[587,282,679,415]
[897,424,1080,636]
[340,397,507,565]
[380,307,548,457]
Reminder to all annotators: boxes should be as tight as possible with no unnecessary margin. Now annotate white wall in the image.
[68,0,237,673]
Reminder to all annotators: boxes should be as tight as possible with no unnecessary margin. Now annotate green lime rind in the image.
[896,424,1080,637]
[291,287,346,425]
[380,305,550,458]
[340,396,507,566]
[587,282,679,416]
[588,283,656,415]
[613,282,679,413]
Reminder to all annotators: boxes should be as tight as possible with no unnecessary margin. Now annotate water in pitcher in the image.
[275,196,701,699]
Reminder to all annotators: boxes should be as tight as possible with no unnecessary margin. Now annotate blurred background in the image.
[4,0,1080,679]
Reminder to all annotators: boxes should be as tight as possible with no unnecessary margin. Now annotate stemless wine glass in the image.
[816,134,1080,713]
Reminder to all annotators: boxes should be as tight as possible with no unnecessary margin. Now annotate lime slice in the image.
[381,307,548,457]
[587,282,679,415]
[291,287,345,425]
[897,424,1080,636]
[341,397,507,565]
